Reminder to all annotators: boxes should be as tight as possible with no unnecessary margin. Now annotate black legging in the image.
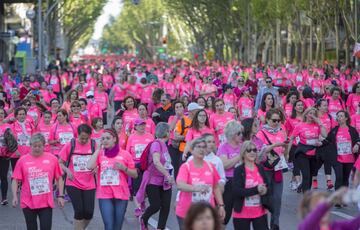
[223,178,233,225]
[142,184,172,229]
[313,146,332,177]
[296,154,318,192]
[66,186,95,220]
[0,157,18,200]
[168,145,182,180]
[289,146,300,177]
[333,162,353,190]
[22,207,52,230]
[233,215,268,230]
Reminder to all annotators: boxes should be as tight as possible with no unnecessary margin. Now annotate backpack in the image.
[138,140,162,172]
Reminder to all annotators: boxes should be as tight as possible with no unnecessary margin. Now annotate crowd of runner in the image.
[0,57,360,230]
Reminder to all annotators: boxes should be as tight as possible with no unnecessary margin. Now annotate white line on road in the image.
[331,211,354,220]
[148,218,171,230]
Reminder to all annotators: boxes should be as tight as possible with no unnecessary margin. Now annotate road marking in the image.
[148,218,170,230]
[331,211,354,220]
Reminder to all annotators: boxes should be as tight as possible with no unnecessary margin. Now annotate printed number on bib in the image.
[218,134,226,144]
[73,155,91,172]
[337,142,352,155]
[59,133,74,145]
[242,108,251,117]
[306,139,318,146]
[192,185,212,203]
[274,155,288,171]
[18,134,30,146]
[245,195,261,207]
[135,144,146,159]
[100,168,120,186]
[29,174,50,196]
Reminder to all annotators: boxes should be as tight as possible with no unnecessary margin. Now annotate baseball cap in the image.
[134,118,146,126]
[86,91,94,98]
[187,102,203,111]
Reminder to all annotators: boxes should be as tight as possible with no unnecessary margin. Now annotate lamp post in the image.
[37,0,43,70]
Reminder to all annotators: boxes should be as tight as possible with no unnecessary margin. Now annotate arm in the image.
[59,159,73,180]
[213,183,225,219]
[115,162,138,178]
[177,181,198,192]
[232,168,259,198]
[219,154,241,170]
[153,152,171,178]
[87,146,101,170]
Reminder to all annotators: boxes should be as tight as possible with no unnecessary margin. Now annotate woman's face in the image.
[289,95,297,104]
[101,132,116,149]
[70,91,78,100]
[78,132,90,145]
[125,98,135,110]
[113,119,123,132]
[215,101,225,113]
[135,123,146,133]
[97,83,104,91]
[191,208,215,230]
[267,113,281,128]
[206,98,213,107]
[175,103,184,115]
[336,112,347,125]
[229,108,237,118]
[197,111,207,124]
[192,142,206,160]
[51,100,60,110]
[319,101,328,113]
[251,120,260,135]
[205,136,216,153]
[332,90,340,100]
[356,84,360,94]
[57,112,66,123]
[79,101,86,111]
[306,110,316,122]
[244,144,257,163]
[265,95,274,107]
[16,110,26,122]
[43,113,52,124]
[138,105,147,118]
[295,102,304,113]
[31,141,44,156]
[0,109,5,121]
[71,103,81,114]
[197,98,206,107]
[96,120,104,129]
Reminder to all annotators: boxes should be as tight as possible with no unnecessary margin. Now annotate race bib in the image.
[314,87,320,93]
[28,111,38,120]
[0,135,5,147]
[306,139,318,146]
[42,132,50,144]
[18,133,30,146]
[100,168,120,186]
[135,144,146,159]
[50,78,57,85]
[73,155,91,172]
[274,155,288,171]
[218,134,226,144]
[337,142,352,155]
[29,174,50,196]
[245,195,261,207]
[242,108,251,117]
[296,75,303,81]
[192,185,212,203]
[59,132,74,145]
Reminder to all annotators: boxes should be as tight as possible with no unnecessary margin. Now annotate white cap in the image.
[187,102,203,111]
[86,91,94,97]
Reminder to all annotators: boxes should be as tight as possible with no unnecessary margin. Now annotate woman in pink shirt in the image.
[48,109,76,155]
[109,76,127,112]
[12,133,65,230]
[200,76,217,99]
[69,100,88,133]
[283,91,299,117]
[49,98,60,122]
[232,141,272,230]
[288,107,327,193]
[36,111,53,153]
[118,96,139,133]
[327,87,345,119]
[0,108,10,205]
[94,81,109,124]
[111,116,128,150]
[205,96,215,116]
[176,138,225,228]
[237,87,254,120]
[346,82,360,115]
[351,103,360,133]
[87,128,137,230]
[91,117,104,145]
[257,93,275,124]
[136,103,156,134]
[59,124,97,230]
[221,85,236,111]
[62,89,79,112]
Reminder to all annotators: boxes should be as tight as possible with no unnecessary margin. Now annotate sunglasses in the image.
[71,105,81,108]
[246,148,257,153]
[271,119,281,123]
[266,81,272,83]
[195,145,206,149]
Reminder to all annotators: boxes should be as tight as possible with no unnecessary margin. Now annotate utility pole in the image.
[37,0,43,70]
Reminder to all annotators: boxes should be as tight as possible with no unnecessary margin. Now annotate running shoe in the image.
[312,179,318,189]
[289,180,299,191]
[326,180,334,190]
[1,199,8,205]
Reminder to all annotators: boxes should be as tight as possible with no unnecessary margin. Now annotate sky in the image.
[92,0,123,40]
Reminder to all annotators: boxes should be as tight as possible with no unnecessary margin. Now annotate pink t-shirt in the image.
[48,123,75,154]
[96,149,135,199]
[94,91,109,111]
[319,113,334,133]
[201,84,217,98]
[126,132,154,161]
[291,122,320,156]
[237,97,254,119]
[176,160,220,218]
[233,165,267,219]
[185,127,215,143]
[346,94,360,115]
[112,84,126,101]
[336,127,355,163]
[140,85,156,104]
[36,122,52,153]
[12,153,62,209]
[217,142,242,177]
[0,123,10,156]
[59,140,96,190]
[118,132,127,150]
[328,98,344,119]
[209,112,234,144]
[122,109,139,131]
[92,129,104,144]
[257,129,287,156]
[12,121,34,157]
[351,114,360,133]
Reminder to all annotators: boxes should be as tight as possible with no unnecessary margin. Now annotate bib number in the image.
[135,144,146,159]
[242,108,251,117]
[306,139,318,146]
[73,155,91,172]
[192,184,212,203]
[274,155,288,171]
[100,168,120,186]
[245,195,261,207]
[29,174,50,196]
[59,133,74,145]
[18,134,30,146]
[337,142,352,155]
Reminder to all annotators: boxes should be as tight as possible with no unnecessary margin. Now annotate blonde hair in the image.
[240,140,257,162]
[303,107,318,123]
[299,191,328,219]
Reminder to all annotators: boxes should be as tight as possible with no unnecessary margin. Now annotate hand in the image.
[115,162,126,171]
[166,175,175,185]
[315,141,323,147]
[257,184,267,195]
[12,197,18,208]
[218,206,226,220]
[57,197,65,208]
[353,144,359,153]
[91,167,98,175]
[66,169,74,180]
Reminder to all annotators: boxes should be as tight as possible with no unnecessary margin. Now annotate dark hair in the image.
[79,98,87,106]
[77,124,92,135]
[352,82,360,94]
[265,108,284,123]
[330,86,341,95]
[14,107,27,117]
[152,88,164,103]
[57,109,69,122]
[50,98,60,105]
[206,96,216,112]
[104,128,119,144]
[183,202,222,230]
[172,100,184,111]
[96,81,104,87]
[191,109,210,131]
[137,103,148,111]
[315,98,327,108]
[123,96,136,110]
[196,96,206,105]
[43,110,52,117]
[20,99,31,107]
[260,92,275,112]
[286,91,299,103]
[302,87,314,99]
[111,116,122,130]
[336,110,351,126]
[241,118,256,140]
[91,117,103,129]
[66,89,79,102]
[291,100,304,119]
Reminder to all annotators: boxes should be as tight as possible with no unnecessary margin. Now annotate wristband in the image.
[57,195,65,198]
[217,204,225,207]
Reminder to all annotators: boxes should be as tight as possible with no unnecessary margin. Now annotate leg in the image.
[296,154,311,192]
[222,179,233,225]
[332,162,344,190]
[271,180,283,228]
[10,158,18,171]
[99,199,115,230]
[252,214,269,230]
[66,186,85,221]
[113,199,128,230]
[233,218,251,230]
[176,216,184,230]
[157,187,172,229]
[22,208,38,230]
[0,157,10,200]
[142,185,162,228]
[38,207,53,230]
[132,173,143,196]
[342,163,354,187]
[82,189,96,228]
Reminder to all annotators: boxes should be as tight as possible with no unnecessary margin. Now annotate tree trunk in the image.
[276,19,281,64]
[286,22,293,63]
[262,32,272,64]
[335,2,340,65]
[272,28,276,64]
[309,22,313,64]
